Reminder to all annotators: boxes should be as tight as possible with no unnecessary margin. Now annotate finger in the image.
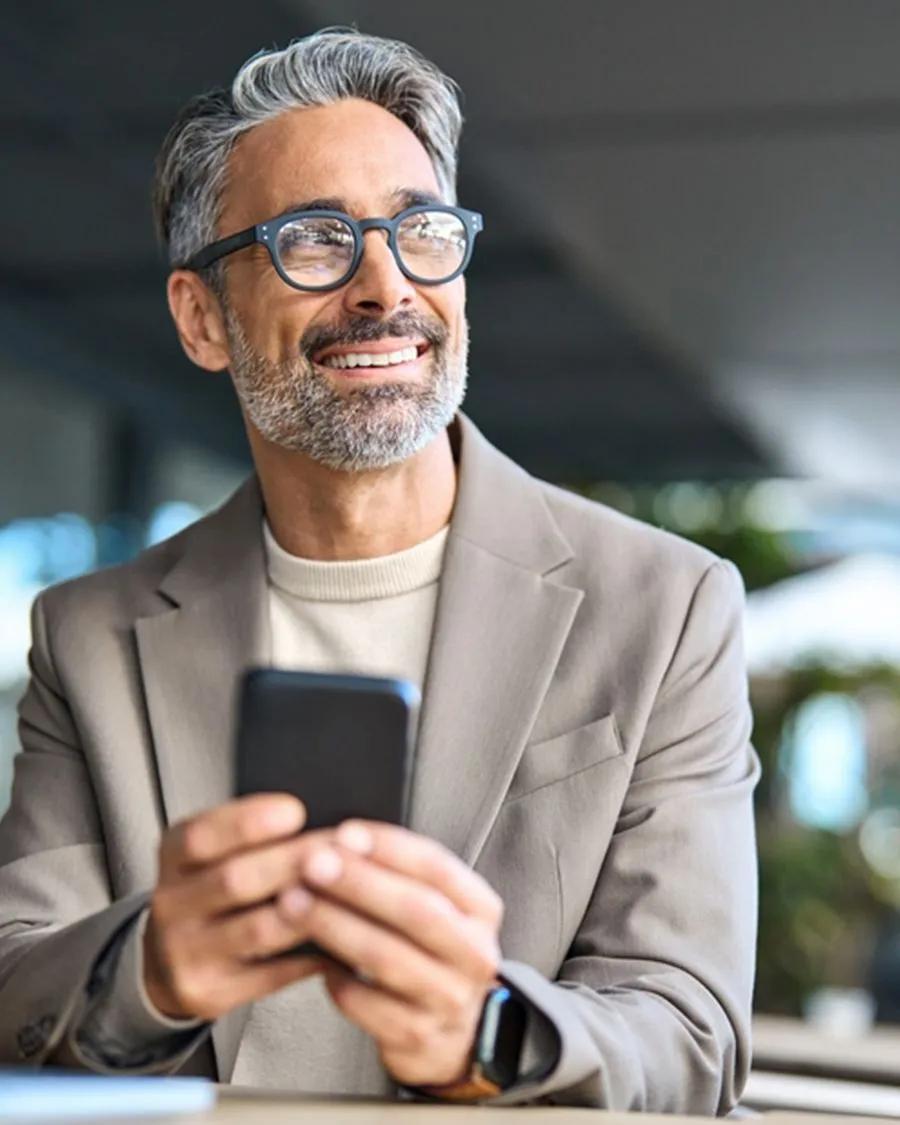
[335,822,504,927]
[302,849,499,981]
[193,830,341,915]
[322,966,475,1087]
[159,828,338,919]
[231,955,323,1006]
[180,952,323,1021]
[323,965,428,1051]
[161,795,306,875]
[205,893,321,962]
[301,895,479,1010]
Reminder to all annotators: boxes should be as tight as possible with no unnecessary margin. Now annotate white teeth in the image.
[321,345,419,369]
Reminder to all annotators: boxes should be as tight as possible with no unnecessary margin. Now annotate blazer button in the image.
[17,1015,55,1059]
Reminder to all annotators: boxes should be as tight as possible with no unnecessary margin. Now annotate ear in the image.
[167,269,231,372]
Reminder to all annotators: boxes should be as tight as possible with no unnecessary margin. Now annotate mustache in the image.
[301,311,448,359]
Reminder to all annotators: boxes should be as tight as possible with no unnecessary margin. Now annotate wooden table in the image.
[744,1071,900,1118]
[170,1090,900,1125]
[10,1084,890,1124]
[752,1014,900,1085]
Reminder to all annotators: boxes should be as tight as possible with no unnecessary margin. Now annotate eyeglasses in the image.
[180,204,484,292]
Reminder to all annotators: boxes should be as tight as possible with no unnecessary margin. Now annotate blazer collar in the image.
[138,480,269,807]
[155,475,267,609]
[449,414,574,577]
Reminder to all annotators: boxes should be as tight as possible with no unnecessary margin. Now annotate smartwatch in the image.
[423,983,528,1101]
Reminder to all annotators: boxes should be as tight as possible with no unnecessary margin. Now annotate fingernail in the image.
[306,848,343,885]
[281,887,312,916]
[266,799,305,834]
[337,823,373,855]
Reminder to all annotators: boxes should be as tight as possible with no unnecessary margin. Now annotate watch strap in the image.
[421,1065,502,1102]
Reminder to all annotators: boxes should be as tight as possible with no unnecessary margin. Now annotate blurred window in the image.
[782,693,868,832]
[0,502,206,810]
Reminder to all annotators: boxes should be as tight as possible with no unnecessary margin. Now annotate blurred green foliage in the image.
[756,827,870,1011]
[752,663,900,1014]
[583,480,802,592]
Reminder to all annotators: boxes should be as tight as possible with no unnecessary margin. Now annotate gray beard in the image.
[225,312,468,472]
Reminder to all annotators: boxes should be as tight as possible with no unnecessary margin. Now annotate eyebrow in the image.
[272,197,346,219]
[270,188,446,222]
[390,187,445,210]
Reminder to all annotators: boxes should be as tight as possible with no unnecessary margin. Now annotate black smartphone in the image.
[234,668,419,961]
[235,667,418,828]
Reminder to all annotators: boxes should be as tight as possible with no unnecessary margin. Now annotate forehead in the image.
[221,98,442,228]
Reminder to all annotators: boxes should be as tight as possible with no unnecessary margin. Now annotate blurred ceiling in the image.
[3,1,900,485]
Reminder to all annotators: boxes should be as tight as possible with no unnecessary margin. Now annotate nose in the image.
[342,229,416,318]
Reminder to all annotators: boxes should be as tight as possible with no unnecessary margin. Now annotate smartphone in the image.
[235,668,419,828]
[234,668,418,961]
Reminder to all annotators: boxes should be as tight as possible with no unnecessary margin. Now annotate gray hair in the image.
[153,29,463,279]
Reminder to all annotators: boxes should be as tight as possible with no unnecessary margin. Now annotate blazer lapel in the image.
[134,477,270,1081]
[409,418,583,864]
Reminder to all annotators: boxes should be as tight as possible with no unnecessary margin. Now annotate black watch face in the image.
[479,987,528,1089]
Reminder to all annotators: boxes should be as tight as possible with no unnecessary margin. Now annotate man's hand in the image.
[284,821,504,1089]
[143,794,329,1021]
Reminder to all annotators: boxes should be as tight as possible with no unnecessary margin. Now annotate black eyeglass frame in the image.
[180,204,484,292]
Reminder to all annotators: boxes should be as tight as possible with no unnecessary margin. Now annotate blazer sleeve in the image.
[73,908,210,1073]
[491,559,760,1114]
[0,594,206,1074]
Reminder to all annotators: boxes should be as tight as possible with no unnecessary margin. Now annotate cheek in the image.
[428,280,467,351]
[450,312,469,363]
[235,283,337,360]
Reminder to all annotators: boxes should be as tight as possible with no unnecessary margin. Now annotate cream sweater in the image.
[263,519,449,688]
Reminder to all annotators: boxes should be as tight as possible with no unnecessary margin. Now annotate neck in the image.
[251,428,457,561]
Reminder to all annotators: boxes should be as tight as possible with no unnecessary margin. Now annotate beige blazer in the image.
[0,417,758,1113]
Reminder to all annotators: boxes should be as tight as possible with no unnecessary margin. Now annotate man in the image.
[0,28,759,1112]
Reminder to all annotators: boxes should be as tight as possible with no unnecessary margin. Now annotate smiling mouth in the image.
[314,343,429,371]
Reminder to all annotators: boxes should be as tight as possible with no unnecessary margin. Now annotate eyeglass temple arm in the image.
[182,227,257,272]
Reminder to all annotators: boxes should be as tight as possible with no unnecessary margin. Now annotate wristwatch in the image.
[423,983,528,1101]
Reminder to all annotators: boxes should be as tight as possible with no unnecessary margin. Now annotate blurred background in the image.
[3,0,900,1106]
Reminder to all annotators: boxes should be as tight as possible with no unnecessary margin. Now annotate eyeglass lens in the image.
[274,210,468,289]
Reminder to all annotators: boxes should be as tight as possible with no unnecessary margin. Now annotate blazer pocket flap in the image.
[508,714,624,801]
